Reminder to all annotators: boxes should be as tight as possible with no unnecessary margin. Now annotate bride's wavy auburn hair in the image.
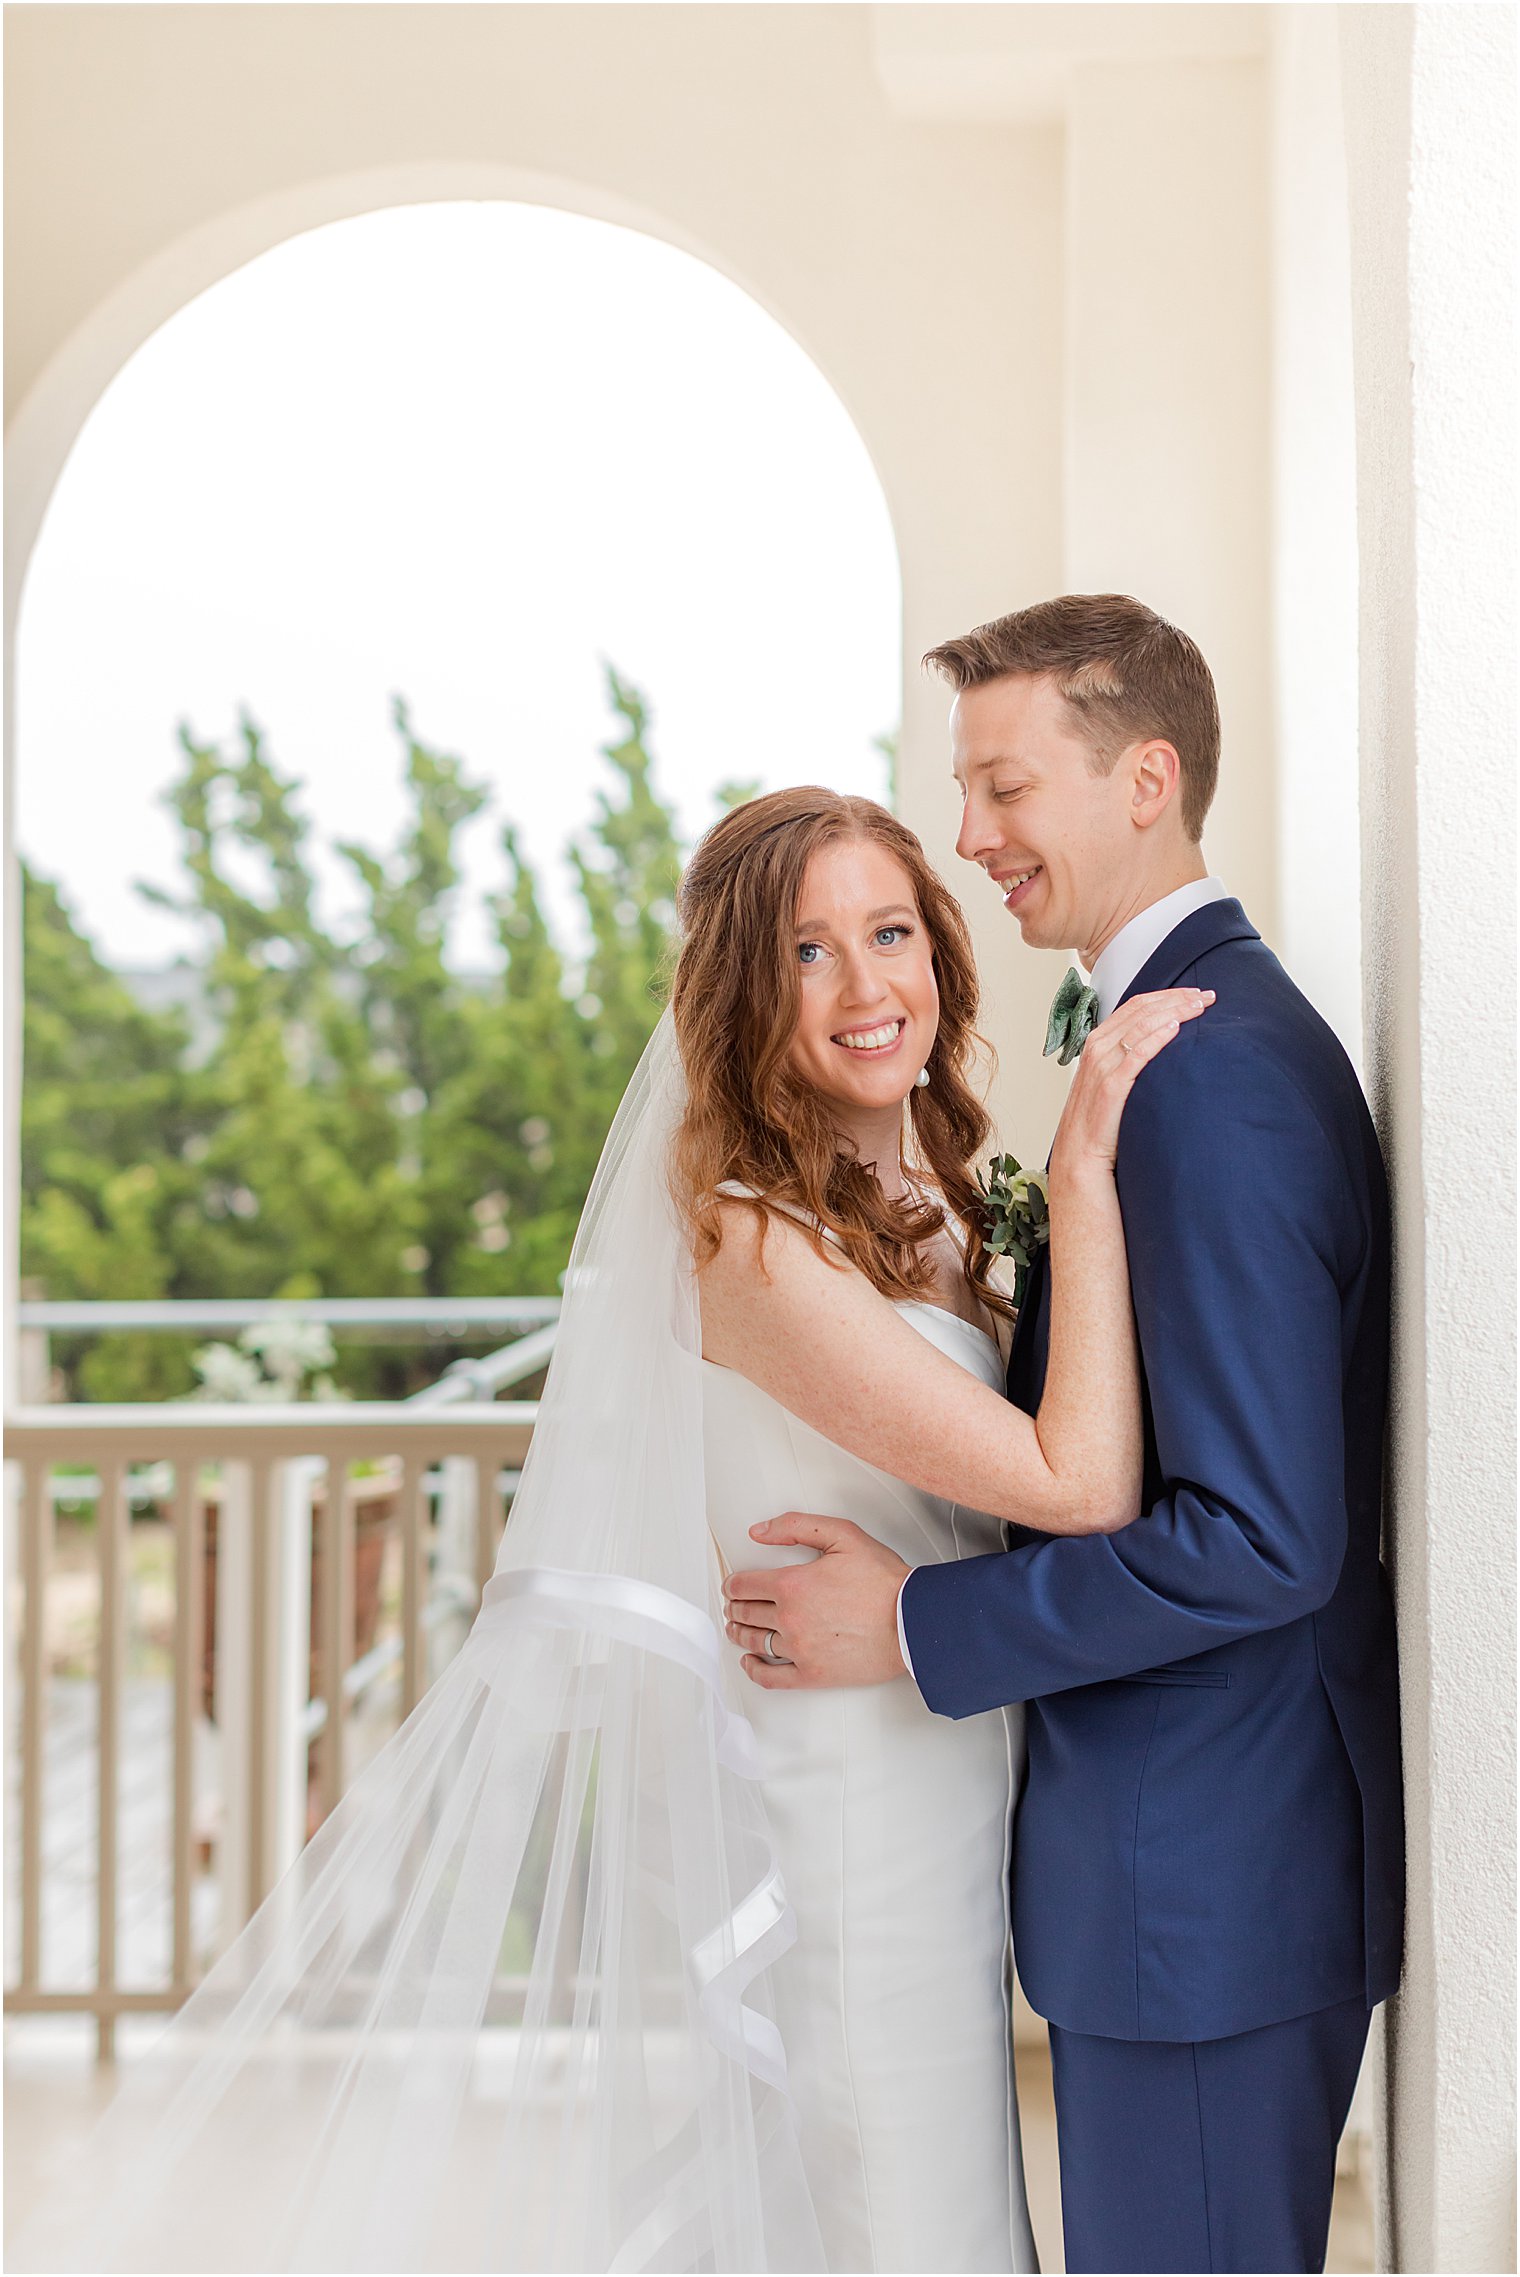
[669,786,1013,1321]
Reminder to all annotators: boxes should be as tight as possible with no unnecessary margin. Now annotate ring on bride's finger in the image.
[762,1629,793,1666]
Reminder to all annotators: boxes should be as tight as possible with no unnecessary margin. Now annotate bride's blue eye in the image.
[797,942,823,964]
[876,925,912,946]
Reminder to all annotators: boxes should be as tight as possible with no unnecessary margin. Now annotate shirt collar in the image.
[1088,877,1232,1020]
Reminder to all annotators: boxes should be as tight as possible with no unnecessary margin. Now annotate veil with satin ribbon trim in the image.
[14,1012,824,2275]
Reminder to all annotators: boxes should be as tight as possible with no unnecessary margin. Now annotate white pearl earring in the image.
[915,1067,931,1089]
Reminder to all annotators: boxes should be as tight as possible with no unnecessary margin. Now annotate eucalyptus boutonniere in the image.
[976,1152,1050,1310]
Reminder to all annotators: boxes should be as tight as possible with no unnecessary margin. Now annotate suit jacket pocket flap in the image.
[1120,1667,1232,1688]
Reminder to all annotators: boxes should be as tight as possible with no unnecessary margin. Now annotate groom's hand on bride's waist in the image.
[723,1513,911,1689]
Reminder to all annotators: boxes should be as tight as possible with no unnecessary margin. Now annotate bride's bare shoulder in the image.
[696,1194,857,1371]
[699,1189,840,1290]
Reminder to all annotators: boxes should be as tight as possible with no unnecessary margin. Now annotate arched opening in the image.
[5,163,906,630]
[5,195,901,2019]
[17,198,901,975]
[3,167,926,1402]
[15,195,901,1325]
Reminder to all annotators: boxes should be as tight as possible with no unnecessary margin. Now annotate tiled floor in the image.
[9,1655,1376,2270]
[9,1663,1375,2273]
[6,2017,1374,2273]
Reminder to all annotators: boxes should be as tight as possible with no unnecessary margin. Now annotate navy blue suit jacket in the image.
[902,901,1404,2042]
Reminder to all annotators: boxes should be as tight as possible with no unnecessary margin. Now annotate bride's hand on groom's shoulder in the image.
[723,1513,910,1690]
[1050,986,1214,1180]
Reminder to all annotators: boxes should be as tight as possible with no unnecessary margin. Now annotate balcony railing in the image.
[4,1391,540,2057]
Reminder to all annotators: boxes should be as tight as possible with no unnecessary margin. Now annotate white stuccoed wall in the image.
[1340,5,1517,2269]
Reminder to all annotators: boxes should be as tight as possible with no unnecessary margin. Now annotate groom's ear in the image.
[1128,738,1184,833]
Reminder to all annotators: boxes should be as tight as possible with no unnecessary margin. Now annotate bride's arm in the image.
[699,984,1212,1536]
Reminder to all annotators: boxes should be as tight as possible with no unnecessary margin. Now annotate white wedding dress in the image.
[14,1022,1036,2277]
[703,1286,1039,2275]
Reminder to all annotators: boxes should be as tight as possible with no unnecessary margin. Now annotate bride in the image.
[14,789,1208,2277]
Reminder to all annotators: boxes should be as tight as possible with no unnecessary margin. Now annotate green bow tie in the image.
[1044,968,1099,1066]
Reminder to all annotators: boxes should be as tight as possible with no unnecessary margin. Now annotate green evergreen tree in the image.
[138,713,423,1315]
[570,667,682,1107]
[427,667,685,1300]
[20,868,206,1399]
[20,669,695,1398]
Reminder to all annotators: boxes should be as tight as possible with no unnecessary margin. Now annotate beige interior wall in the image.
[873,5,1277,1152]
[1063,53,1273,913]
[1269,5,1362,1066]
[1060,47,1273,1091]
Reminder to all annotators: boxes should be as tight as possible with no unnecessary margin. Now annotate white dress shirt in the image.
[1088,875,1232,1020]
[894,876,1234,1680]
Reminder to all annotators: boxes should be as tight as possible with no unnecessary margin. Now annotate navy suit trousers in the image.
[1048,1997,1371,2274]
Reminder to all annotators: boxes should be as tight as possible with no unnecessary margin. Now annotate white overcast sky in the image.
[17,202,901,972]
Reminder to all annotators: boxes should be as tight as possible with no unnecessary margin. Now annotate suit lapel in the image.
[1115,896,1258,1008]
[1003,900,1259,1412]
[1004,1243,1047,1409]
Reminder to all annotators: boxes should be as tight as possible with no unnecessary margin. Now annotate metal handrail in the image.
[18,1298,560,1334]
[407,1323,559,1403]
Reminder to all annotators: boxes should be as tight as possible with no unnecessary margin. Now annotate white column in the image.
[1340,6,1517,2269]
[1063,55,1275,945]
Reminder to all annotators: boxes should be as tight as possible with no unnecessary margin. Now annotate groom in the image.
[724,595,1403,2275]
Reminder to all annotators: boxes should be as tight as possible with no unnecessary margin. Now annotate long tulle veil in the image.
[13,1011,825,2274]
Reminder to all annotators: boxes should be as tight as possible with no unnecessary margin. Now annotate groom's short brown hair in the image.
[924,594,1220,841]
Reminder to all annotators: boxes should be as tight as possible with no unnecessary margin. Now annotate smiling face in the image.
[952,673,1160,962]
[785,836,940,1142]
